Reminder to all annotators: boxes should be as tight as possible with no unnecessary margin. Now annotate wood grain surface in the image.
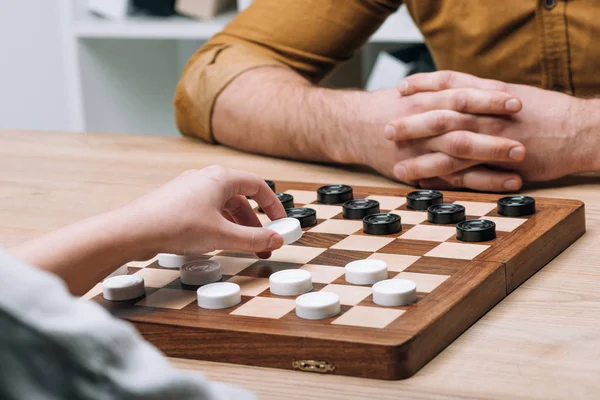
[1,130,600,398]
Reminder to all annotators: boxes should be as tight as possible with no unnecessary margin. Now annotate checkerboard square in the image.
[285,190,317,205]
[394,272,449,293]
[389,210,428,225]
[226,276,271,296]
[134,268,179,288]
[453,201,496,216]
[399,225,456,242]
[248,199,258,209]
[136,288,196,309]
[299,264,345,283]
[127,255,159,268]
[306,204,343,219]
[367,253,420,272]
[365,195,406,210]
[210,256,258,275]
[425,242,490,260]
[479,216,527,232]
[81,283,103,300]
[269,245,327,264]
[332,306,404,329]
[320,284,372,305]
[309,249,375,267]
[331,235,395,252]
[230,297,296,319]
[238,260,302,278]
[309,219,363,235]
[295,232,347,248]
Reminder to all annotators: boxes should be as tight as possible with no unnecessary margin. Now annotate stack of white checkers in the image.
[102,217,418,319]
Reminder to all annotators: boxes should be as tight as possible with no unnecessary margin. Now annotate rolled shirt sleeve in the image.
[174,0,403,142]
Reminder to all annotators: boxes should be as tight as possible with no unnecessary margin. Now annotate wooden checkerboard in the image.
[88,181,585,380]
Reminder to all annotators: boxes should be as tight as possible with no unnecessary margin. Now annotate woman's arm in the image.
[9,166,286,295]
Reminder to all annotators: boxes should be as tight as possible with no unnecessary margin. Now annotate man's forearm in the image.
[212,67,397,166]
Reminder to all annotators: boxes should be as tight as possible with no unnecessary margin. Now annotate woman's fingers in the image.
[218,220,284,254]
[202,166,286,221]
[393,152,478,182]
[224,195,281,257]
[425,131,525,162]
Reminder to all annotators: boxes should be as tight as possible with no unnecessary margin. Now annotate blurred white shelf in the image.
[74,11,237,39]
[73,8,422,43]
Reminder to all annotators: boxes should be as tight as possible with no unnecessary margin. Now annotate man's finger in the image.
[385,110,478,141]
[393,152,478,182]
[218,221,284,253]
[440,166,523,192]
[398,70,509,95]
[406,88,521,115]
[426,131,526,162]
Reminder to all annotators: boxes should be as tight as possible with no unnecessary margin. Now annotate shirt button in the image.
[544,0,556,10]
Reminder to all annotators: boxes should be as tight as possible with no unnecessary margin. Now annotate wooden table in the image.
[2,130,600,399]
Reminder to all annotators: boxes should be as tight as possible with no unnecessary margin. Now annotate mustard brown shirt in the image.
[174,0,600,143]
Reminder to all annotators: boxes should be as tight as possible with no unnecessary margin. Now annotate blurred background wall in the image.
[0,1,69,131]
[0,1,427,136]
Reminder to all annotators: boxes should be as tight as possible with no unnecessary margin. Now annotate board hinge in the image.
[292,360,336,374]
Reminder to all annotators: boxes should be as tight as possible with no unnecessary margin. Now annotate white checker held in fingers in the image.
[373,279,417,306]
[158,253,196,269]
[264,218,303,245]
[103,275,145,301]
[345,259,388,285]
[197,282,241,309]
[269,269,312,296]
[296,292,341,320]
[180,260,222,286]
